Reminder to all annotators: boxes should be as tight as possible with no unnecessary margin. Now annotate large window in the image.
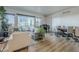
[52,15,79,27]
[5,14,15,27]
[5,13,42,32]
[18,15,35,31]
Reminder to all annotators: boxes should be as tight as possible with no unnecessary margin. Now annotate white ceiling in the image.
[5,6,75,16]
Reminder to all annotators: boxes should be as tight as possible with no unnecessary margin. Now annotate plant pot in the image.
[32,33,44,41]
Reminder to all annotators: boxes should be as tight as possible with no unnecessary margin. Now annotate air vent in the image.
[62,11,71,14]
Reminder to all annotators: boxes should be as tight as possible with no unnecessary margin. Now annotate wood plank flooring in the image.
[28,38,73,52]
[19,35,79,52]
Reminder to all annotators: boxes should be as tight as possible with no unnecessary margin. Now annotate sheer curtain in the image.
[52,15,79,27]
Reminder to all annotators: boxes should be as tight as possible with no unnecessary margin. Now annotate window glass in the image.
[35,17,41,27]
[18,15,27,31]
[5,14,15,27]
[27,16,35,32]
[18,15,35,32]
[5,13,42,32]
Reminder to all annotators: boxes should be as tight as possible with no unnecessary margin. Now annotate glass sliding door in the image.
[4,13,42,32]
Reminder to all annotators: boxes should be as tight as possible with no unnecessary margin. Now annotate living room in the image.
[0,6,79,52]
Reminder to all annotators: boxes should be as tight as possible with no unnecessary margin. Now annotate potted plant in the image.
[0,6,9,42]
[32,27,45,41]
[0,6,6,31]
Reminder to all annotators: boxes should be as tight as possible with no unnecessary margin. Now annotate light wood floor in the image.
[19,35,79,52]
[28,39,73,52]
